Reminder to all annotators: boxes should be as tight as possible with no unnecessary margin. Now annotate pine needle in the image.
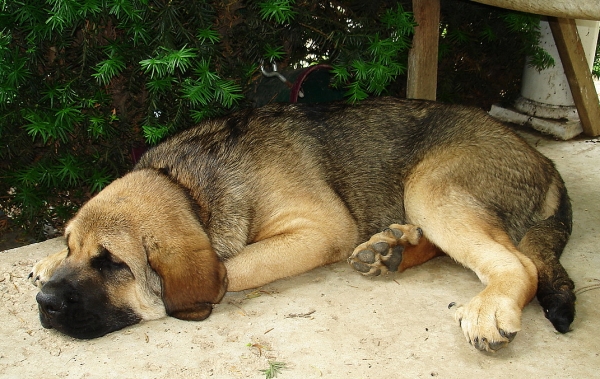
[260,361,287,379]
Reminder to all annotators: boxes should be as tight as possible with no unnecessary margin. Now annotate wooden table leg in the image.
[407,0,440,101]
[548,17,600,137]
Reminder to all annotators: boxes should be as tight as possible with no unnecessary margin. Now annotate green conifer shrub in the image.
[0,0,547,239]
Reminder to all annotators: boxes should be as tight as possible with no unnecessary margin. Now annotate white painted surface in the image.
[519,20,599,110]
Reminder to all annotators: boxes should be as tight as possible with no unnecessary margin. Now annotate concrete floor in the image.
[1,127,599,379]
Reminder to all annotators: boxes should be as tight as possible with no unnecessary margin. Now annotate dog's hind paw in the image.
[454,293,521,352]
[348,224,422,276]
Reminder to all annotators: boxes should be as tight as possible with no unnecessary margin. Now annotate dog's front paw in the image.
[454,292,521,352]
[348,224,422,276]
[29,248,68,288]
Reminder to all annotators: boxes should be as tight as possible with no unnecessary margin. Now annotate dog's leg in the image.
[519,222,575,333]
[223,179,364,292]
[410,205,538,352]
[29,248,68,288]
[517,191,575,333]
[348,224,443,276]
[401,147,542,352]
[224,229,357,292]
[450,234,537,352]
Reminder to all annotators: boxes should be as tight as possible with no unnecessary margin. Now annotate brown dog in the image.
[30,97,575,351]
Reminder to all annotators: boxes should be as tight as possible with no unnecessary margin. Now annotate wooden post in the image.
[548,17,600,137]
[407,0,440,101]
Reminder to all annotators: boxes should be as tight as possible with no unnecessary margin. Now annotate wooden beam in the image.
[407,0,440,101]
[548,17,600,137]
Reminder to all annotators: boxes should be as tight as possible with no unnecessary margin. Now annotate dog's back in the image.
[139,98,565,237]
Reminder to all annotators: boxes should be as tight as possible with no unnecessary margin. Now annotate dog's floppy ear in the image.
[146,237,228,321]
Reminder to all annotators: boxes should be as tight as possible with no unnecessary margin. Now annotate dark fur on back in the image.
[137,98,569,245]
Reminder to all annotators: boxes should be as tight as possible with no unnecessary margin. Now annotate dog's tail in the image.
[518,180,575,333]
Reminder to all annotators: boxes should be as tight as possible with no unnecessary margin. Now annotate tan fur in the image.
[225,167,358,291]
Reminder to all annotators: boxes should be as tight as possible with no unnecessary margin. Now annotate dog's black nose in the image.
[36,291,64,318]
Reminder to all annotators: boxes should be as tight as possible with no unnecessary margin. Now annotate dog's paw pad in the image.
[348,224,421,276]
[349,238,403,277]
[356,249,377,264]
[351,259,380,275]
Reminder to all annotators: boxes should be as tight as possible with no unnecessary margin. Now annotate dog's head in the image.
[35,170,228,339]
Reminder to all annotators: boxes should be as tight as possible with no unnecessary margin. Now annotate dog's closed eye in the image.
[91,249,131,275]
